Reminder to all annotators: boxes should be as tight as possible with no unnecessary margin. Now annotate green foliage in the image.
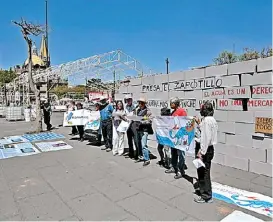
[0,68,17,86]
[213,51,238,65]
[213,47,273,65]
[50,85,86,99]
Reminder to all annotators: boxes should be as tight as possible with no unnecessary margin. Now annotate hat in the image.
[100,96,106,101]
[137,97,147,103]
[124,94,132,100]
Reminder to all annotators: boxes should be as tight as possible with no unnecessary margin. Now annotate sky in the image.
[0,0,272,83]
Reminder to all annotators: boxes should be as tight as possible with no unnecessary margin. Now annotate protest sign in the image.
[63,109,91,126]
[153,116,195,153]
[35,141,73,152]
[0,143,40,159]
[255,117,272,134]
[84,111,101,131]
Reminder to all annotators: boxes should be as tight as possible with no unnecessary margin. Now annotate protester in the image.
[133,97,153,166]
[112,101,126,156]
[99,96,113,152]
[124,94,136,158]
[76,102,85,142]
[68,101,78,136]
[41,100,52,131]
[157,107,171,168]
[194,101,218,203]
[95,102,102,146]
[165,97,188,179]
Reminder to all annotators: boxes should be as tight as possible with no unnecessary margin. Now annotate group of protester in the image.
[66,95,218,204]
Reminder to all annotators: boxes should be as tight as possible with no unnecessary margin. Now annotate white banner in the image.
[63,109,91,126]
[35,141,73,152]
[84,111,101,131]
[153,116,195,153]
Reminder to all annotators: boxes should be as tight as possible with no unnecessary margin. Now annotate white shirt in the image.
[200,116,218,155]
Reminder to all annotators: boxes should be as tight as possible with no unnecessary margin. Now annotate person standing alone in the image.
[42,100,52,131]
[194,101,218,203]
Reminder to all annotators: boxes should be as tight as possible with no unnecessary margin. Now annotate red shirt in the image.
[172,108,187,117]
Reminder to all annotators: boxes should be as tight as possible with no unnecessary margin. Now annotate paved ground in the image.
[0,113,272,221]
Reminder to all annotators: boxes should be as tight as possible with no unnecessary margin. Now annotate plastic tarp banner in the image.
[153,116,195,153]
[63,109,91,126]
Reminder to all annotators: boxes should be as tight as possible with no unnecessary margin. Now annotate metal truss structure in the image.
[2,50,154,105]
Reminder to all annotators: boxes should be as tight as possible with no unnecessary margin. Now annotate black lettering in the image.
[155,85,160,91]
[142,85,146,91]
[216,78,222,87]
[205,79,211,88]
[198,79,203,89]
[174,81,180,90]
[185,81,190,89]
[162,83,168,91]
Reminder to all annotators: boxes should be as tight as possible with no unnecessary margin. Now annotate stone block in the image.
[130,78,142,86]
[220,75,240,87]
[214,110,228,121]
[257,57,273,72]
[228,59,257,75]
[224,155,249,171]
[236,146,266,162]
[146,91,169,101]
[215,143,236,155]
[118,85,128,93]
[195,99,216,110]
[252,85,272,99]
[218,121,235,134]
[249,160,272,177]
[169,91,185,98]
[252,136,272,149]
[226,134,252,148]
[235,122,255,135]
[223,86,251,99]
[154,74,169,84]
[217,132,226,143]
[205,64,228,77]
[168,71,185,82]
[212,153,225,165]
[184,90,202,99]
[267,149,272,163]
[254,110,272,118]
[247,99,272,111]
[203,88,225,99]
[217,99,243,111]
[148,107,161,116]
[142,75,155,85]
[129,85,141,93]
[115,93,124,101]
[184,69,205,80]
[227,111,254,123]
[241,72,273,86]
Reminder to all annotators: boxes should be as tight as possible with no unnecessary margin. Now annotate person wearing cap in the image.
[124,94,136,158]
[76,102,85,142]
[132,97,153,166]
[99,96,114,151]
[165,97,188,179]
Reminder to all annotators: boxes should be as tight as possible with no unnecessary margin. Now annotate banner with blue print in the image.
[63,109,91,126]
[84,111,101,131]
[153,116,195,153]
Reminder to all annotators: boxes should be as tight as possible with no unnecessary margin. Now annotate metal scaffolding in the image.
[2,50,154,105]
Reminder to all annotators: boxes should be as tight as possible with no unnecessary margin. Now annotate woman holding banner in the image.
[112,101,127,156]
[194,101,218,204]
[76,103,85,142]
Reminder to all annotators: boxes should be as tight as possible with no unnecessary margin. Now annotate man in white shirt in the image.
[194,101,218,204]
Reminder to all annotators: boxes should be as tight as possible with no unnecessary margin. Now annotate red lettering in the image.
[233,100,242,106]
[219,100,228,107]
[228,89,234,95]
[253,86,273,95]
[248,99,273,107]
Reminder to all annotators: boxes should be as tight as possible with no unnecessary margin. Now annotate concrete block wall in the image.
[116,57,273,177]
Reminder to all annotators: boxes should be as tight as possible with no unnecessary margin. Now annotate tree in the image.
[213,51,238,65]
[260,47,273,58]
[238,48,259,61]
[0,68,17,86]
[13,18,45,132]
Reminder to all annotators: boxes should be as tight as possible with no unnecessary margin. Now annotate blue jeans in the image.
[141,132,150,161]
[171,148,185,174]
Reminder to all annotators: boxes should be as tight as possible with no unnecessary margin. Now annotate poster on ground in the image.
[35,141,73,152]
[255,117,272,134]
[4,136,30,144]
[84,111,101,131]
[0,143,40,159]
[63,109,91,126]
[153,116,195,153]
[213,182,273,218]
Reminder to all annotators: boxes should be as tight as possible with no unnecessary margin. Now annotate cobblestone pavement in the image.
[0,113,272,221]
